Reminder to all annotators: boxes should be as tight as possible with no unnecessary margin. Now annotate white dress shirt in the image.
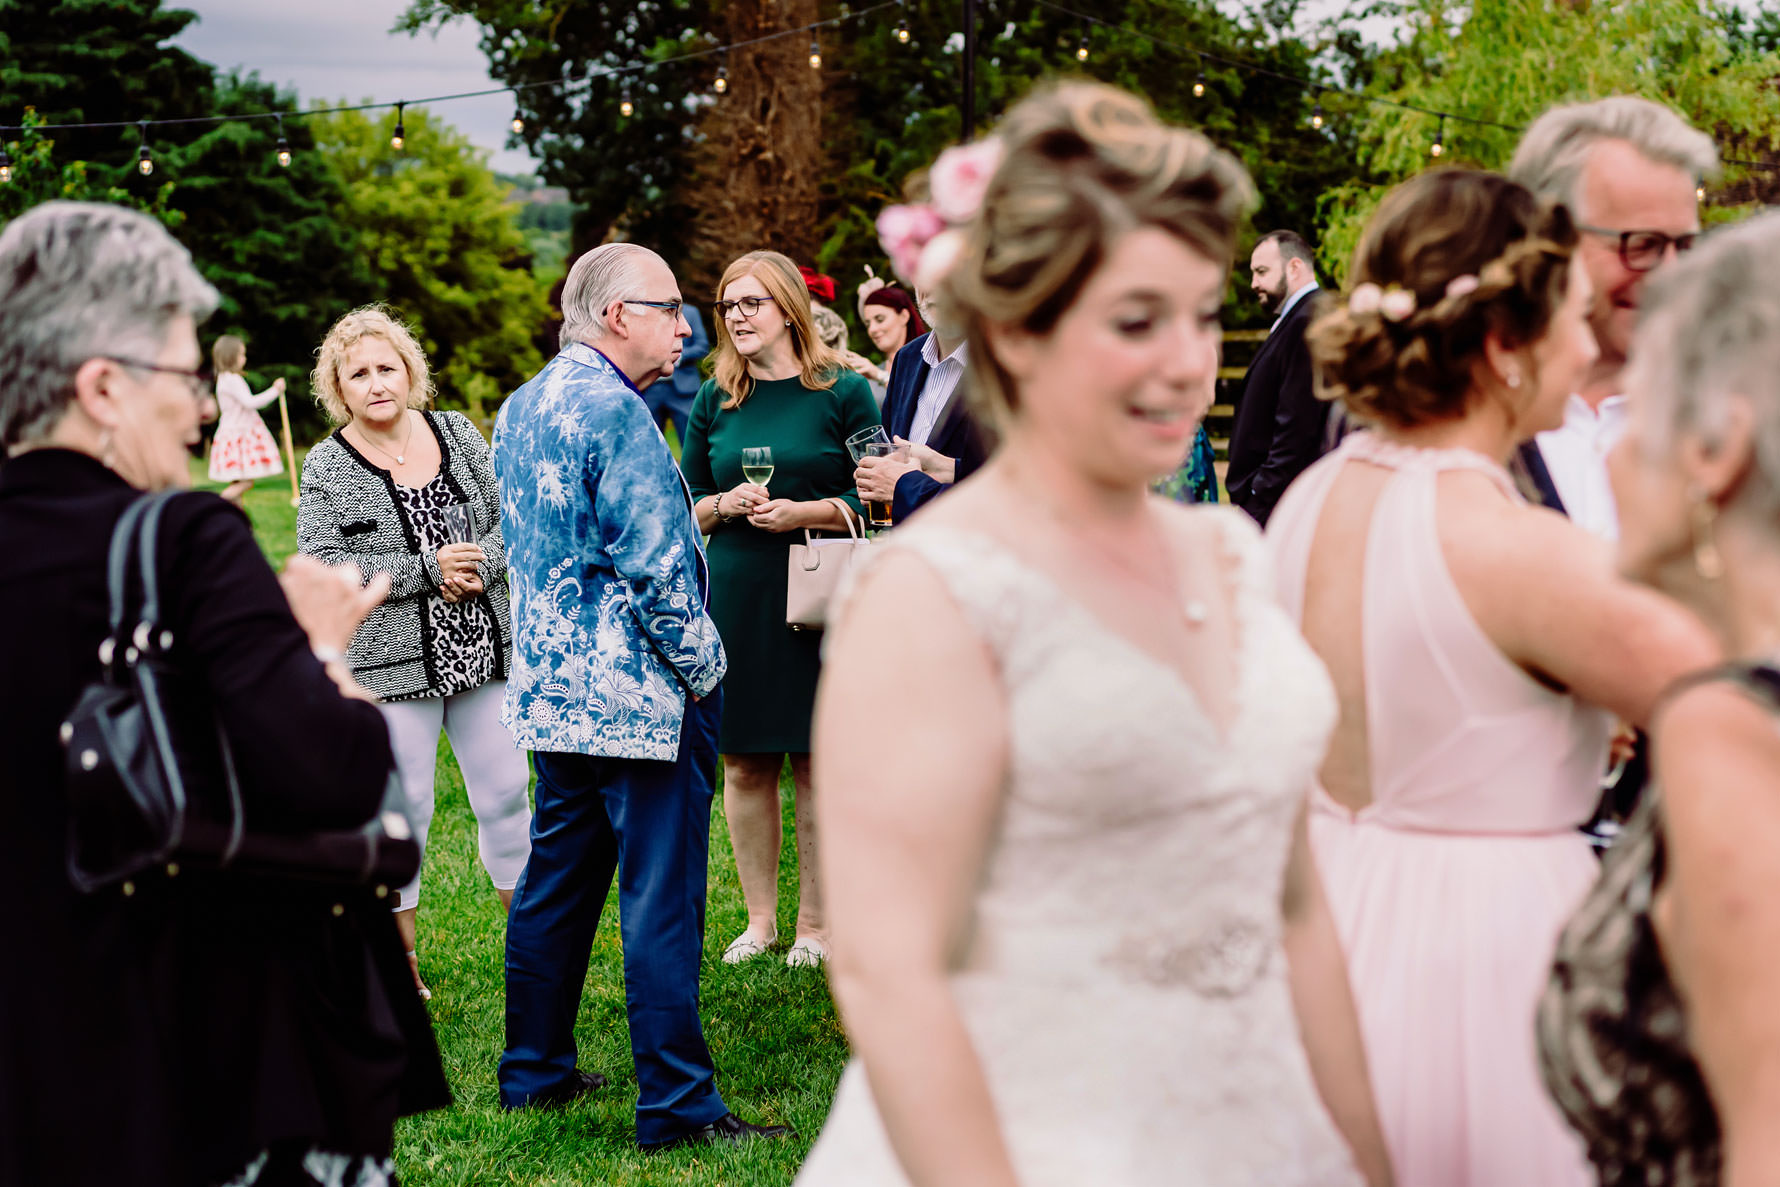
[1272,280,1320,326]
[1534,393,1629,541]
[910,335,969,448]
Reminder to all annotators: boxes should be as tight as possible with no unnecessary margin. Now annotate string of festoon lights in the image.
[1040,0,1776,188]
[0,0,1770,188]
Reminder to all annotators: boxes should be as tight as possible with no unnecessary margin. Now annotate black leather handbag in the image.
[61,490,421,894]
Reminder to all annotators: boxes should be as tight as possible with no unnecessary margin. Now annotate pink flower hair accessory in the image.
[877,204,946,287]
[928,138,1004,225]
[1444,274,1480,300]
[1378,287,1417,322]
[1348,283,1382,316]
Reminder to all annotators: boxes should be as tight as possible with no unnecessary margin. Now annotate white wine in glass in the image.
[741,446,774,488]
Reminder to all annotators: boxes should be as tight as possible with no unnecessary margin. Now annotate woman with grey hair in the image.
[1540,210,1780,1186]
[0,202,448,1187]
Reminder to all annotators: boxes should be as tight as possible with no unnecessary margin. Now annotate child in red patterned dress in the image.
[207,333,284,504]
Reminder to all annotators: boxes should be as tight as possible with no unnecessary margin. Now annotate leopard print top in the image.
[392,474,495,701]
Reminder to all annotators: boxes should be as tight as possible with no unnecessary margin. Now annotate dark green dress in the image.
[681,370,879,753]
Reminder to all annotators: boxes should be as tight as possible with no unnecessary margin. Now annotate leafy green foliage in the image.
[307,104,550,425]
[1318,0,1780,280]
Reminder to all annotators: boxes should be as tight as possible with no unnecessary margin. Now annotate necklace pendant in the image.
[1184,600,1209,627]
[395,455,405,464]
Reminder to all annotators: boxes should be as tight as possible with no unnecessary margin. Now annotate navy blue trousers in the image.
[497,693,727,1142]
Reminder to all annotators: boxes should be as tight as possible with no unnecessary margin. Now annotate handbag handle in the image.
[799,498,864,571]
[105,490,248,864]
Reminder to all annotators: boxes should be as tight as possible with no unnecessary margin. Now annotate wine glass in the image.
[741,446,774,488]
[442,503,476,545]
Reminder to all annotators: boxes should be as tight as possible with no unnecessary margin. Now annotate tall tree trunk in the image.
[684,0,826,300]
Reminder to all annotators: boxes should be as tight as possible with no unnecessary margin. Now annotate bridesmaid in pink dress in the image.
[1267,170,1716,1187]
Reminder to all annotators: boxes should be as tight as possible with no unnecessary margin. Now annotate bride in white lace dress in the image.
[796,84,1392,1187]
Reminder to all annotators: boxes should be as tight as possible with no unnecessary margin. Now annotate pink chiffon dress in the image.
[1268,433,1609,1187]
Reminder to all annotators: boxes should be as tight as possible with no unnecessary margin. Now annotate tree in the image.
[1318,0,1780,279]
[308,104,549,423]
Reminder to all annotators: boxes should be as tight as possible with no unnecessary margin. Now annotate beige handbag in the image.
[786,497,872,631]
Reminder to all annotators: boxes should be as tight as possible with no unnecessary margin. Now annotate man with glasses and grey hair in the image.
[1509,95,1720,539]
[492,242,787,1151]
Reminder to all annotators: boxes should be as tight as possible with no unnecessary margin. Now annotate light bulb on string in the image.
[1076,34,1090,61]
[714,63,729,94]
[1193,71,1206,99]
[511,111,525,135]
[274,115,291,168]
[896,18,910,43]
[1311,100,1324,130]
[1697,183,1706,202]
[1430,117,1445,159]
[391,102,406,151]
[620,89,634,118]
[809,35,822,69]
[0,146,11,186]
[136,122,154,176]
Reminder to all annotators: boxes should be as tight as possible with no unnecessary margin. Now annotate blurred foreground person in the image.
[1541,211,1780,1187]
[799,84,1392,1187]
[0,202,448,1186]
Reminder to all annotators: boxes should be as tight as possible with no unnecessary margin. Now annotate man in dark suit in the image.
[1225,230,1323,526]
[642,304,710,445]
[854,296,989,523]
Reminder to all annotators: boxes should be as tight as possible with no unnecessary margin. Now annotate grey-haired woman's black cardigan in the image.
[298,409,511,701]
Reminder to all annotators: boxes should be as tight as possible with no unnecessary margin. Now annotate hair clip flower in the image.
[1379,286,1417,322]
[1445,274,1480,300]
[877,203,947,287]
[1348,283,1383,315]
[928,138,1005,225]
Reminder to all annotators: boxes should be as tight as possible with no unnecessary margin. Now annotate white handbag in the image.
[786,497,872,631]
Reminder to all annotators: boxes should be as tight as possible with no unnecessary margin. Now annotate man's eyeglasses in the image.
[102,356,208,400]
[622,298,685,318]
[713,295,776,320]
[1577,225,1698,273]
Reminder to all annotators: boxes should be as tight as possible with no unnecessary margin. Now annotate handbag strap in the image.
[104,495,156,644]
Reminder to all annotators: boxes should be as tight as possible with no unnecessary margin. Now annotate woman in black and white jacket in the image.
[299,305,531,1000]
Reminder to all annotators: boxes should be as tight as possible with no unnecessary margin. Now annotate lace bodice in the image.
[796,506,1360,1186]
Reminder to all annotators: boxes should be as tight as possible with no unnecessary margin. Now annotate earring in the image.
[1505,370,1522,389]
[1690,488,1724,580]
[785,320,792,326]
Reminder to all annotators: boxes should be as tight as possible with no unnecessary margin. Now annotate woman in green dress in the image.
[682,250,880,969]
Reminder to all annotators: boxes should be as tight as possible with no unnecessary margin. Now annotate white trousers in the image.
[380,679,533,913]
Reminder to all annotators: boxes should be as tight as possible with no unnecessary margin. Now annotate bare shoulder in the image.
[1657,678,1780,780]
[1438,476,1607,590]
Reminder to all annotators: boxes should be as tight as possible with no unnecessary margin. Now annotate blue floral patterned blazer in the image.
[493,341,726,760]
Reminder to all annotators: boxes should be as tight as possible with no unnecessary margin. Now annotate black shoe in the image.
[510,1069,608,1111]
[639,1111,792,1154]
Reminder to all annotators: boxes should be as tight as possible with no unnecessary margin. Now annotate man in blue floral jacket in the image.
[492,243,786,1152]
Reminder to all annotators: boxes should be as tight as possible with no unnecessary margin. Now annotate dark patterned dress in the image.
[1532,664,1780,1186]
[392,474,496,700]
[1154,425,1220,504]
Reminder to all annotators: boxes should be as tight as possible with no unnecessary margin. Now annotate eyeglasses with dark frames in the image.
[622,298,686,318]
[101,356,209,400]
[713,295,776,320]
[1576,225,1699,274]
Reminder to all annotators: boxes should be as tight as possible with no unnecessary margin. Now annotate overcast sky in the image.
[174,0,537,175]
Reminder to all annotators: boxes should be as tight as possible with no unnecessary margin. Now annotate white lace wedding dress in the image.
[795,508,1362,1186]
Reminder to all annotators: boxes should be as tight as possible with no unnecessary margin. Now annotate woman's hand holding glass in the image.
[437,542,485,603]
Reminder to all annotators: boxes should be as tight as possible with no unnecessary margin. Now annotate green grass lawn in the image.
[198,457,846,1186]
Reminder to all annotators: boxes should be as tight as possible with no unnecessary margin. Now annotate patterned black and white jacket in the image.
[298,409,512,702]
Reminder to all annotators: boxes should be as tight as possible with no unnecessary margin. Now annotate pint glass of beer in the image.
[847,425,902,529]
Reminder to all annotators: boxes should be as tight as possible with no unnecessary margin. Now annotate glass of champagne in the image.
[741,447,774,488]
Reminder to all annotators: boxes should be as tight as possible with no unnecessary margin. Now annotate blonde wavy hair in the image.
[311,305,435,425]
[710,250,843,409]
[935,82,1254,429]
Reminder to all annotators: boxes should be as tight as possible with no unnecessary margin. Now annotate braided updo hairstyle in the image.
[936,82,1254,427]
[1308,169,1578,431]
